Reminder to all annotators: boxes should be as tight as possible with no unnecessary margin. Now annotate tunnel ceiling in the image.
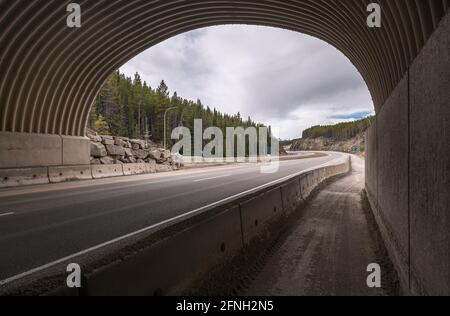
[0,0,448,137]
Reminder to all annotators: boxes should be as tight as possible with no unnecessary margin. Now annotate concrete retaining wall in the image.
[365,12,450,296]
[0,132,63,168]
[75,157,351,296]
[0,132,90,168]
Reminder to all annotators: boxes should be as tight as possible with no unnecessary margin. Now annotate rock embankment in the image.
[290,134,366,153]
[88,133,179,171]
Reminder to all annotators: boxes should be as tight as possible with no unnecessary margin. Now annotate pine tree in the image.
[95,116,110,135]
[91,70,265,157]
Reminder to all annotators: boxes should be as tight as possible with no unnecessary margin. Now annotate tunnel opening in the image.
[89,25,375,166]
[0,1,448,297]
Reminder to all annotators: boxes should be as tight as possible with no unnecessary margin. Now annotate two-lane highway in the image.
[0,152,345,284]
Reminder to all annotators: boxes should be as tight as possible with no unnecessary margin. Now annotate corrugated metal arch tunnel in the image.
[0,0,448,137]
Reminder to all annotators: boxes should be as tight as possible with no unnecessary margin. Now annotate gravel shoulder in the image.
[240,156,399,296]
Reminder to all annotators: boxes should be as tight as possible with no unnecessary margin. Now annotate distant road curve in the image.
[0,152,345,285]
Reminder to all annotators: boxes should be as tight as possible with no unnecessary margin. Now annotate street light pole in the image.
[164,106,178,149]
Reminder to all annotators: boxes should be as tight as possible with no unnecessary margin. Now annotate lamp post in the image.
[164,106,178,149]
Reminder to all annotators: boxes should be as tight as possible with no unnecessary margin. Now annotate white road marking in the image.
[0,212,14,218]
[0,154,347,286]
[193,174,232,182]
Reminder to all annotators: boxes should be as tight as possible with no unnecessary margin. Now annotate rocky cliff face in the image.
[88,132,178,169]
[290,134,366,153]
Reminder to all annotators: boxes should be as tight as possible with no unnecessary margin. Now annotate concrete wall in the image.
[365,122,377,202]
[409,10,450,296]
[366,12,450,296]
[0,133,63,168]
[0,133,90,169]
[377,73,410,291]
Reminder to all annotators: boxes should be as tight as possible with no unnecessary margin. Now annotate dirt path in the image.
[242,156,398,296]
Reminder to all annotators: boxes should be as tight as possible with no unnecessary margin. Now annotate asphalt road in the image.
[0,152,344,283]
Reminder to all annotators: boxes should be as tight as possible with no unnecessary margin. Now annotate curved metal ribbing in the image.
[0,0,447,136]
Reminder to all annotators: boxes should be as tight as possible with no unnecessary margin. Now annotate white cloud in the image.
[120,25,374,139]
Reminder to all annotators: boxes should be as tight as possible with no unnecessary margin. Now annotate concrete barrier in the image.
[0,161,166,188]
[48,165,93,183]
[156,164,174,173]
[239,187,284,245]
[280,178,302,215]
[91,164,124,179]
[122,163,148,176]
[144,161,157,174]
[297,164,349,202]
[0,167,49,188]
[83,206,243,296]
[300,171,316,199]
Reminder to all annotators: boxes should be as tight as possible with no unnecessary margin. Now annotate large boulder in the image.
[88,133,103,143]
[124,148,133,158]
[90,158,101,165]
[161,149,171,160]
[114,137,127,147]
[106,144,126,157]
[130,139,145,150]
[149,149,161,161]
[132,149,148,160]
[90,142,107,158]
[131,143,140,150]
[101,135,115,146]
[100,156,115,165]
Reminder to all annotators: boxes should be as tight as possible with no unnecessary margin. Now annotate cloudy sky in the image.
[120,25,374,140]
